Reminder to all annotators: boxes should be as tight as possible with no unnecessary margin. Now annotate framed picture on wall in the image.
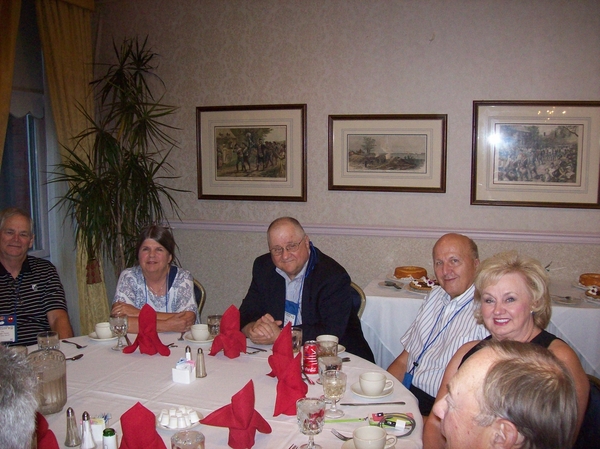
[328,114,447,192]
[471,101,600,209]
[196,104,307,201]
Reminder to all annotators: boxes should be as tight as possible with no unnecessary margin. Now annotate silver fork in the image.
[331,429,352,441]
[288,445,298,449]
[62,339,87,349]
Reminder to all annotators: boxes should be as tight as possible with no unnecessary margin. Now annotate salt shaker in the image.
[80,411,97,449]
[64,407,82,447]
[102,428,118,449]
[185,345,192,361]
[196,348,207,378]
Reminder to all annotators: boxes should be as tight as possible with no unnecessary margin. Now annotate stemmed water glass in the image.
[322,369,347,418]
[109,313,128,351]
[296,397,325,449]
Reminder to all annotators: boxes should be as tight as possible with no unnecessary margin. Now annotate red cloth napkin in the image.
[209,305,246,358]
[119,402,166,449]
[123,304,170,356]
[36,412,59,449]
[267,323,308,416]
[200,380,271,449]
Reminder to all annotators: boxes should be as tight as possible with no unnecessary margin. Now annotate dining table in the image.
[35,333,423,448]
[360,274,600,378]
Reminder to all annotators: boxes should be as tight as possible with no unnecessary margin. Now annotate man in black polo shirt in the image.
[0,207,73,346]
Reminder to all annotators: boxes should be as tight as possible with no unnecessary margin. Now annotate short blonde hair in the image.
[473,251,551,329]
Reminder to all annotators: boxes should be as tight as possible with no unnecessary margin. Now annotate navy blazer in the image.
[239,245,374,362]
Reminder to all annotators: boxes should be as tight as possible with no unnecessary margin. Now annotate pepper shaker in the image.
[80,411,97,449]
[64,407,81,447]
[196,348,207,378]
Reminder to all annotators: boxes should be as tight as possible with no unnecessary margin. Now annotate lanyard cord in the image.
[12,274,24,313]
[408,298,473,375]
[144,274,169,312]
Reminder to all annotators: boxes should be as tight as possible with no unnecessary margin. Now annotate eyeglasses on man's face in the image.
[269,235,306,257]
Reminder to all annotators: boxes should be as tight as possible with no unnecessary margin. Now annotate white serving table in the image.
[360,275,600,378]
[37,334,423,448]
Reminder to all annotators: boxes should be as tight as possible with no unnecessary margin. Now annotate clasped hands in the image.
[246,313,283,345]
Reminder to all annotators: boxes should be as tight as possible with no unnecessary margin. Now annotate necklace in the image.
[145,274,167,297]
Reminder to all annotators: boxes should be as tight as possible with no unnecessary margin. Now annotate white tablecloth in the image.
[361,276,600,377]
[38,334,423,448]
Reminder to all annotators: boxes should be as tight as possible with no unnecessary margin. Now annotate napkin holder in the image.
[172,359,196,384]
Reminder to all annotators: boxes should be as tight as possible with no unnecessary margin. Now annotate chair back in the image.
[350,282,366,318]
[573,374,600,449]
[193,278,206,322]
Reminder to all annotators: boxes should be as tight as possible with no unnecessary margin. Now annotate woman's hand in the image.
[111,302,141,317]
[157,311,196,333]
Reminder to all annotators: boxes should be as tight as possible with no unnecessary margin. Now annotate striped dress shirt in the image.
[400,284,489,397]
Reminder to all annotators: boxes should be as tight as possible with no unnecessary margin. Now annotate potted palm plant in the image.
[52,36,185,279]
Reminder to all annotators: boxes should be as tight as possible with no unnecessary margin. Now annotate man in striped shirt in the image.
[0,208,73,346]
[387,233,489,416]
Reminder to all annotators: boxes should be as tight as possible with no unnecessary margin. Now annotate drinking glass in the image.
[37,331,60,350]
[109,313,128,351]
[317,355,343,384]
[322,369,347,418]
[296,397,326,449]
[207,314,222,337]
[291,326,303,355]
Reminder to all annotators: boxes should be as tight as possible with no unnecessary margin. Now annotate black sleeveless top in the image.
[458,329,559,368]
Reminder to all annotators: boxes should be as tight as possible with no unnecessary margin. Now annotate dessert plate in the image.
[341,438,396,448]
[156,408,203,431]
[551,295,582,306]
[184,332,214,344]
[88,332,117,341]
[386,273,412,282]
[351,381,393,399]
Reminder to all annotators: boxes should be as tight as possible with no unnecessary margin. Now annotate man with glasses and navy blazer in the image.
[240,216,374,362]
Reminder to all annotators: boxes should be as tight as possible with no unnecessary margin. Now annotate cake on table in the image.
[393,266,427,279]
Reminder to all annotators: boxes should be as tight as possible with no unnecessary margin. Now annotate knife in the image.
[340,401,405,406]
[125,334,132,346]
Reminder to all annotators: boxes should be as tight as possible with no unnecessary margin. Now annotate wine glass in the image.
[109,313,128,351]
[296,397,325,449]
[322,369,347,418]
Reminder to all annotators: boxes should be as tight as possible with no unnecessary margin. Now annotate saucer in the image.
[155,407,203,431]
[184,332,215,344]
[88,332,117,341]
[338,344,346,353]
[551,295,582,306]
[341,439,396,449]
[351,381,394,399]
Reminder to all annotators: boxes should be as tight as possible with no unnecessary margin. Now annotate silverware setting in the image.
[246,346,268,353]
[288,444,298,449]
[302,371,315,385]
[178,332,185,341]
[339,401,406,406]
[125,334,132,346]
[384,280,403,290]
[341,357,351,362]
[331,429,352,441]
[66,354,84,361]
[62,340,87,349]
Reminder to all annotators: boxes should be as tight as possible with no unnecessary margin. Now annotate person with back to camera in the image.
[387,233,489,417]
[239,216,374,362]
[423,250,591,448]
[432,339,578,449]
[111,225,197,333]
[0,207,74,346]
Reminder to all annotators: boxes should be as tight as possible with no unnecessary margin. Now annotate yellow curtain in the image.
[0,0,21,167]
[36,0,110,334]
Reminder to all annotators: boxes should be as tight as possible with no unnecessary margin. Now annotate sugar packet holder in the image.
[172,346,196,383]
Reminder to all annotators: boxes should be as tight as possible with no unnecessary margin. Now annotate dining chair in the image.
[350,282,366,319]
[573,374,600,449]
[193,278,207,322]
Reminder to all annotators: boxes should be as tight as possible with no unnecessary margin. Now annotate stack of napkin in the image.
[209,305,246,358]
[123,305,170,356]
[119,402,166,449]
[267,323,307,416]
[200,380,271,449]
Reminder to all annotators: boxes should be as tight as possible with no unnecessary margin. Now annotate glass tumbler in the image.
[171,430,205,449]
[207,314,222,337]
[37,331,60,350]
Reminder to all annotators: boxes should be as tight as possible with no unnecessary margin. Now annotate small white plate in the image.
[341,438,396,449]
[551,295,583,306]
[386,273,412,282]
[338,344,346,353]
[584,295,600,306]
[155,409,203,431]
[183,332,215,344]
[572,281,589,290]
[378,281,402,289]
[88,332,118,341]
[351,381,394,399]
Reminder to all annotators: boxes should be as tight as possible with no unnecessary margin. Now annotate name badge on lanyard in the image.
[284,300,299,327]
[0,314,18,343]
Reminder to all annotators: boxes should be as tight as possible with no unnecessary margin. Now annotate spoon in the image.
[66,354,84,361]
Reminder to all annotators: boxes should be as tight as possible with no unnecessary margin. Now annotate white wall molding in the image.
[171,220,600,245]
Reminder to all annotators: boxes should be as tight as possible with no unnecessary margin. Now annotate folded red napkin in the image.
[123,304,170,356]
[36,412,59,449]
[119,402,166,449]
[268,323,308,416]
[209,305,246,358]
[200,380,271,449]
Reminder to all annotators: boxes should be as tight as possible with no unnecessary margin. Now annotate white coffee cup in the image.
[359,372,393,396]
[191,324,210,341]
[316,334,339,344]
[95,322,113,339]
[353,425,397,449]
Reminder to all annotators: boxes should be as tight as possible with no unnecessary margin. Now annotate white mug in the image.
[191,324,210,341]
[353,425,397,449]
[359,372,393,396]
[95,322,113,339]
